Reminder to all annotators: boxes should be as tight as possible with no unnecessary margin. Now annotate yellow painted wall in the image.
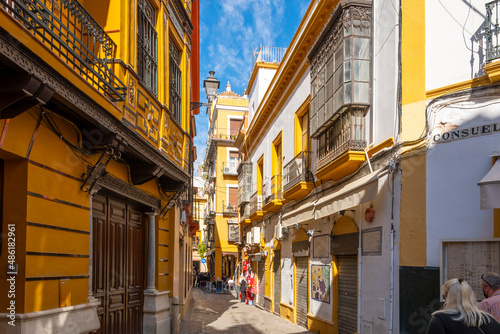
[400,155,427,266]
[401,0,426,144]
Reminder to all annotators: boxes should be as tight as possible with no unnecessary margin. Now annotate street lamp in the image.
[203,71,220,102]
[190,70,220,111]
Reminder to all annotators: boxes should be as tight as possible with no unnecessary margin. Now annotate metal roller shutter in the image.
[273,250,281,315]
[257,260,265,308]
[338,255,358,334]
[296,257,308,328]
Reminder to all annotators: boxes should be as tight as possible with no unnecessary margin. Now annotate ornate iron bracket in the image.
[81,137,126,193]
[190,101,210,111]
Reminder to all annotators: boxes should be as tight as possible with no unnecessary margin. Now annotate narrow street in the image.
[180,289,313,334]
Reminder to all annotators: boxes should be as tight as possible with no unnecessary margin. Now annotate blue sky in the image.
[194,0,310,175]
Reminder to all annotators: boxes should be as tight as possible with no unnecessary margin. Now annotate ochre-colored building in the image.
[204,81,248,280]
[0,0,199,333]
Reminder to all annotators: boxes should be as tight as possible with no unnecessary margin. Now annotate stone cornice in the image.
[96,175,161,209]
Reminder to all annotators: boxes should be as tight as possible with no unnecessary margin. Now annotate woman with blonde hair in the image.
[426,278,500,333]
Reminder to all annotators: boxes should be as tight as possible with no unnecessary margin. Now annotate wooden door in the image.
[92,196,144,334]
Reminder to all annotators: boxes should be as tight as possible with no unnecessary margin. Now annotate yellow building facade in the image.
[0,0,197,333]
[204,82,248,280]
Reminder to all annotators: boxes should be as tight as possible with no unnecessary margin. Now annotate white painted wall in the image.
[426,94,500,266]
[426,0,488,91]
[248,67,278,123]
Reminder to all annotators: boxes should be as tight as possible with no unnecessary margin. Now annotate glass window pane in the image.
[327,55,334,79]
[344,82,351,104]
[319,65,325,86]
[327,77,333,98]
[344,61,351,82]
[326,96,334,120]
[354,82,370,103]
[335,46,343,69]
[318,86,325,108]
[334,87,342,112]
[334,67,343,90]
[344,37,351,59]
[354,38,370,59]
[318,105,325,124]
[354,60,370,81]
[311,75,317,97]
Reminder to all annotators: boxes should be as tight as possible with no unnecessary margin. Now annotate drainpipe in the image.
[357,208,363,334]
[389,162,397,334]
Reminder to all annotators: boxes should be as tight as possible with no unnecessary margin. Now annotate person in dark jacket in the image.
[239,275,247,303]
[426,278,500,334]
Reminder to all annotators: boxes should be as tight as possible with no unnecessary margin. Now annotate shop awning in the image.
[478,159,500,209]
[314,167,387,219]
[282,167,388,227]
[282,197,316,227]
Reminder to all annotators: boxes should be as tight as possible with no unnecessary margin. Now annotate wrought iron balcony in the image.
[222,161,238,176]
[262,174,283,213]
[283,151,313,192]
[249,191,263,216]
[1,0,127,101]
[264,174,283,203]
[487,0,500,63]
[317,107,367,171]
[205,127,238,161]
[222,201,238,216]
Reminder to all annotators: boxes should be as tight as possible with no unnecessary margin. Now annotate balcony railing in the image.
[209,128,239,141]
[486,0,500,63]
[317,108,367,171]
[283,151,313,192]
[222,201,238,216]
[270,174,282,201]
[222,161,238,175]
[251,45,287,73]
[249,191,262,215]
[1,0,127,101]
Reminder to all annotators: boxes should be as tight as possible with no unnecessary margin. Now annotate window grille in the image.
[169,40,182,123]
[137,0,158,95]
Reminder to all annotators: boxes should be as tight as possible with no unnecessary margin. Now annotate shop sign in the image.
[432,122,500,143]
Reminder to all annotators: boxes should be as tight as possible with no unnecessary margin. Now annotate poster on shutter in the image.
[281,258,294,306]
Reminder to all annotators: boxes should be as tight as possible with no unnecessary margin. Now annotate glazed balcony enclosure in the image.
[308,2,372,182]
[283,151,314,201]
[238,162,252,206]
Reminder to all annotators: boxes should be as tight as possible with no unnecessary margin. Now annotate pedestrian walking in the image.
[239,275,247,303]
[478,272,500,321]
[426,278,500,333]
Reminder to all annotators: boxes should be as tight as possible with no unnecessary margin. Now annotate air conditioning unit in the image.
[246,231,252,245]
[223,167,231,174]
[252,227,261,245]
[274,223,283,240]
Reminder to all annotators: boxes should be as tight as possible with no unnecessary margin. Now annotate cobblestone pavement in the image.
[180,288,313,333]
